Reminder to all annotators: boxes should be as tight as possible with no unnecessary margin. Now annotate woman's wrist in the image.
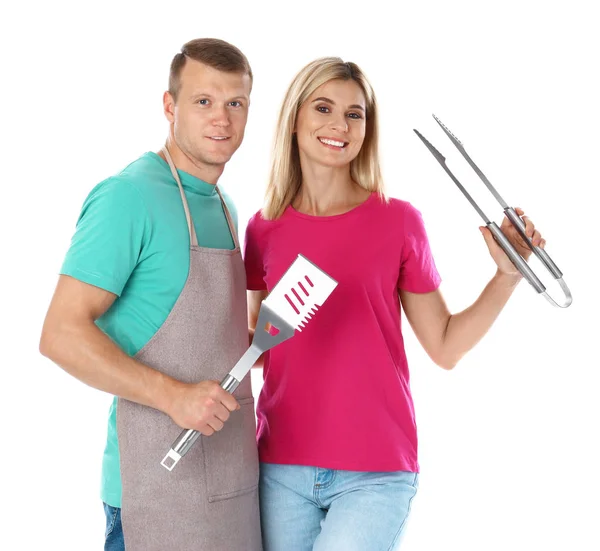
[493,269,522,288]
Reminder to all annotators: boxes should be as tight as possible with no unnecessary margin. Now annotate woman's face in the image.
[295,79,367,169]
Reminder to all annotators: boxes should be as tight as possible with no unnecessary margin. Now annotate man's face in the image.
[165,59,251,169]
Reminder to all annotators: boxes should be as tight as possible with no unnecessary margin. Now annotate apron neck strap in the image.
[161,146,240,250]
[162,146,199,247]
[161,146,240,249]
[214,185,240,249]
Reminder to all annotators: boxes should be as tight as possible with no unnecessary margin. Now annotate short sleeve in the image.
[398,203,442,293]
[243,212,267,291]
[60,178,149,296]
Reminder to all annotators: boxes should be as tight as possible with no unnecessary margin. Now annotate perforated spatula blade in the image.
[264,254,338,332]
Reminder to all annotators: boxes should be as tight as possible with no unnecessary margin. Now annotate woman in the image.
[243,58,545,550]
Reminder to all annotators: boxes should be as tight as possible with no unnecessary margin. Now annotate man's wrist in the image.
[153,372,183,416]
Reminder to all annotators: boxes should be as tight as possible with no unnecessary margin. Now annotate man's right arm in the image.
[40,275,239,436]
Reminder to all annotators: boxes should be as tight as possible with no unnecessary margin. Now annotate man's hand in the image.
[166,380,240,436]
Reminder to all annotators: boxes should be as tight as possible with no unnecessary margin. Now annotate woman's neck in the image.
[293,162,370,216]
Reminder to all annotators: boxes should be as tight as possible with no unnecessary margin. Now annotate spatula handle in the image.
[159,360,256,472]
[161,303,296,471]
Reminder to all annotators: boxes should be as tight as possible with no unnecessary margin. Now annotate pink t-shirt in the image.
[243,193,441,473]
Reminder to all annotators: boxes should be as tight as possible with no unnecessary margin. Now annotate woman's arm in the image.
[400,208,545,370]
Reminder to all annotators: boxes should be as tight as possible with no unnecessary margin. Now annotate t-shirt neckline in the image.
[285,192,377,221]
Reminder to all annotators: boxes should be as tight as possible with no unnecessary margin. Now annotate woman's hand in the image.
[479,207,546,278]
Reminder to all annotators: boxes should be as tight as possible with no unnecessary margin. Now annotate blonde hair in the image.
[263,57,386,220]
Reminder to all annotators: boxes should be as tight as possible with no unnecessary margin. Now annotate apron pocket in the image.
[203,396,259,503]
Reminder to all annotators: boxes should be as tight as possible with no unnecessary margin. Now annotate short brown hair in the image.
[168,38,253,101]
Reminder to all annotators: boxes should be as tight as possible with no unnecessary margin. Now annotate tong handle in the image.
[487,222,546,293]
[504,207,563,279]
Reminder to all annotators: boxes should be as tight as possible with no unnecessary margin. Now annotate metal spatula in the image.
[161,254,338,471]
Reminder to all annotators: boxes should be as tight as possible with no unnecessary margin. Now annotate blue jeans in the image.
[259,463,419,551]
[103,502,124,551]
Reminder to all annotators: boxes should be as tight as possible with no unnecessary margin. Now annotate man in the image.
[39,38,261,551]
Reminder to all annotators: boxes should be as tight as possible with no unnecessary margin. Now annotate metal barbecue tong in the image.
[414,115,572,308]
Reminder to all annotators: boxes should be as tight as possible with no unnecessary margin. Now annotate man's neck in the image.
[161,138,224,185]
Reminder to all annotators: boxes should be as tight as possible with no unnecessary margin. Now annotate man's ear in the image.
[163,91,175,123]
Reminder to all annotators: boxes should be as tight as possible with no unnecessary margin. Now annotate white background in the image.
[1,1,598,549]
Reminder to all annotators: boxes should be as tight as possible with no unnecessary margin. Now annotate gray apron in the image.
[116,147,262,551]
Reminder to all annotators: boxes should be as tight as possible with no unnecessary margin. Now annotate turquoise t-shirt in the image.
[60,152,239,508]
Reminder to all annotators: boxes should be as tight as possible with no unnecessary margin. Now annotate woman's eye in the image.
[348,112,363,119]
[316,105,330,113]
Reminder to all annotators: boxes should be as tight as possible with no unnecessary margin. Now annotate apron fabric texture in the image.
[116,147,262,550]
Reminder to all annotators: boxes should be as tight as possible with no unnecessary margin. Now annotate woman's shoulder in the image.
[247,208,269,226]
[370,196,432,236]
[245,207,281,237]
[373,195,419,217]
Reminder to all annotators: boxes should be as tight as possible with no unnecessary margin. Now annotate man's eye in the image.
[198,99,209,105]
[229,101,242,107]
